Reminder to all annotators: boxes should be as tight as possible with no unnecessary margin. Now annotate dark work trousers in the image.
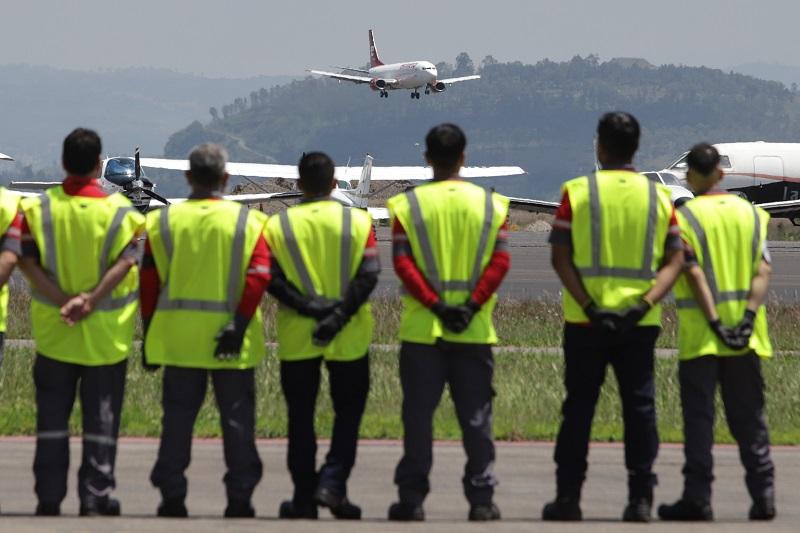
[554,325,660,500]
[33,354,127,505]
[394,341,497,507]
[679,353,775,504]
[150,367,263,503]
[279,354,370,504]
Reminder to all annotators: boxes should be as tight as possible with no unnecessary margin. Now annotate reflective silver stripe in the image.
[340,207,352,295]
[581,173,658,280]
[37,430,70,440]
[679,205,719,299]
[157,205,249,312]
[441,280,472,291]
[676,290,750,309]
[279,210,318,297]
[226,205,249,310]
[750,204,761,266]
[83,433,116,446]
[98,207,136,276]
[39,195,58,281]
[405,190,441,293]
[469,190,495,290]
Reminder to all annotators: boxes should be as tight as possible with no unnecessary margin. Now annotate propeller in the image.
[123,146,171,208]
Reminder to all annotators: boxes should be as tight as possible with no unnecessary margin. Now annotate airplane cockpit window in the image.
[659,172,681,186]
[643,172,661,183]
[337,179,351,190]
[670,153,689,170]
[104,158,141,186]
[719,155,732,169]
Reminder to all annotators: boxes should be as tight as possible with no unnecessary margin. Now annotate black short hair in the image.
[597,112,640,162]
[298,152,335,195]
[425,123,467,169]
[62,128,102,176]
[686,143,720,177]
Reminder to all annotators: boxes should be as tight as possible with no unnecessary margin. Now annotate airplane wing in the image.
[141,158,301,179]
[367,207,389,221]
[0,152,13,161]
[308,70,374,84]
[756,198,800,216]
[507,196,560,213]
[9,181,62,191]
[153,191,302,207]
[437,75,481,85]
[364,165,525,181]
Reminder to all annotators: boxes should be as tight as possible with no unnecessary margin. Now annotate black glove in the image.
[214,316,248,360]
[734,309,757,343]
[312,307,348,346]
[710,319,748,350]
[300,297,342,321]
[431,301,473,333]
[619,300,652,333]
[583,301,624,334]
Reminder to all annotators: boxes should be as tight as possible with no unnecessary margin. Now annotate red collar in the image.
[63,175,107,198]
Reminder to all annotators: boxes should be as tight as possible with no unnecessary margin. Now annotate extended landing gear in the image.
[424,87,431,95]
[379,90,389,98]
[410,90,421,99]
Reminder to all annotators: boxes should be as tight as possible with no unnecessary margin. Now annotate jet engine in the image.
[370,79,387,91]
[430,81,447,93]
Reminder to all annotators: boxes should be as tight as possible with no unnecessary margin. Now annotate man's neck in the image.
[189,189,223,200]
[600,161,635,171]
[431,168,460,181]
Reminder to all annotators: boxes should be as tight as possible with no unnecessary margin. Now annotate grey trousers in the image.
[679,353,775,503]
[394,340,497,506]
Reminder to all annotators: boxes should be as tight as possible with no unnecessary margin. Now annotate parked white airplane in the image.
[663,142,800,224]
[309,30,480,99]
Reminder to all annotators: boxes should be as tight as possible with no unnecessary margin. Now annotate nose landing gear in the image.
[410,90,421,99]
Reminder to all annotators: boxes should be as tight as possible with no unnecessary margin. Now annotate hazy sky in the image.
[1,0,797,77]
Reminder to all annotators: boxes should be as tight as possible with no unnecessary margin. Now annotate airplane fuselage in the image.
[369,61,437,90]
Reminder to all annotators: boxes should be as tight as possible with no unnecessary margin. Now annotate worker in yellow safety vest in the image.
[386,124,510,522]
[141,144,270,518]
[264,152,379,520]
[19,128,144,517]
[0,185,22,364]
[658,143,776,522]
[543,112,685,522]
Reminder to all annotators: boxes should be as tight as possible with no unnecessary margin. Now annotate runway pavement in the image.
[373,229,800,303]
[0,438,797,532]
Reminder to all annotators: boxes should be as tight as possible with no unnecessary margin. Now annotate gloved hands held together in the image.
[312,307,348,346]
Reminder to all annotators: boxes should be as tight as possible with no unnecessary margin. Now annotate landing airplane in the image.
[662,142,800,224]
[0,152,13,161]
[308,30,480,99]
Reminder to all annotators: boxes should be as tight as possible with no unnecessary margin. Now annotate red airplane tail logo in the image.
[369,29,384,67]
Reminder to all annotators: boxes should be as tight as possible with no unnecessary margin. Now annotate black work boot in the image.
[387,501,425,521]
[749,496,776,521]
[35,502,61,516]
[224,499,255,518]
[314,486,361,520]
[278,499,318,519]
[542,496,582,521]
[79,495,121,517]
[157,497,188,518]
[658,499,713,521]
[622,496,652,522]
[469,502,501,521]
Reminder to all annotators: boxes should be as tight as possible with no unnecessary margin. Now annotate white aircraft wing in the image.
[141,158,300,179]
[0,152,13,161]
[363,165,525,181]
[308,70,374,84]
[9,181,62,191]
[152,191,302,207]
[507,196,560,214]
[756,198,800,216]
[437,75,481,85]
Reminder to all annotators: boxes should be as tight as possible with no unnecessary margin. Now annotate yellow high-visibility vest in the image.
[674,194,772,359]
[145,200,268,369]
[265,200,373,361]
[21,187,144,365]
[386,180,509,345]
[0,187,21,333]
[562,171,674,325]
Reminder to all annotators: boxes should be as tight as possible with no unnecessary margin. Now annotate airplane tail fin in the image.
[368,30,384,67]
[353,154,373,206]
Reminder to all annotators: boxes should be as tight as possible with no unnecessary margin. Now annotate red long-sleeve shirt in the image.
[139,219,271,322]
[392,218,511,307]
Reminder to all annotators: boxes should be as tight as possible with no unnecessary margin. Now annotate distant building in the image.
[609,57,656,69]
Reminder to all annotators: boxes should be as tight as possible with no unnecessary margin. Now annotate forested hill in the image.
[164,56,800,199]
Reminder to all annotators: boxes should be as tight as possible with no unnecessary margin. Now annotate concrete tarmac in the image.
[0,438,797,532]
[373,229,800,303]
